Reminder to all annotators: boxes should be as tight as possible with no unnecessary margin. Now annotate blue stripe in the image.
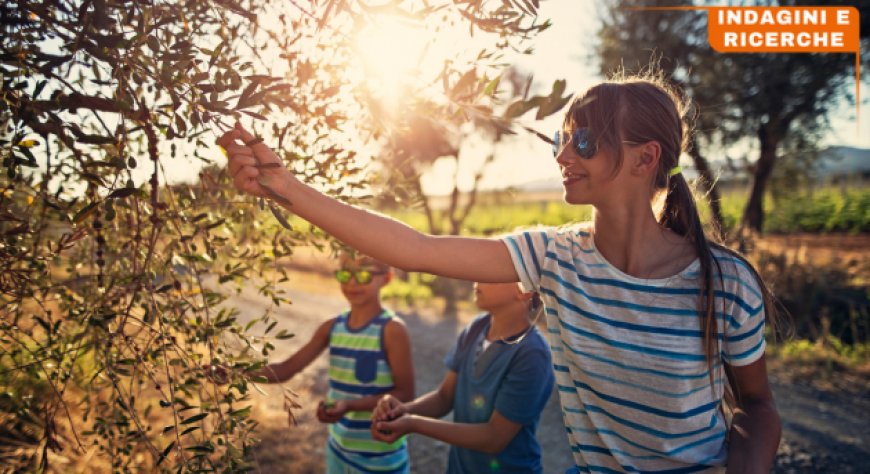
[551,306,707,361]
[507,237,533,282]
[562,360,720,398]
[562,402,717,439]
[542,268,738,328]
[553,242,609,256]
[524,232,542,278]
[554,241,614,269]
[327,438,407,473]
[727,312,765,343]
[338,418,372,430]
[644,463,718,473]
[726,338,765,362]
[568,426,725,458]
[567,238,595,253]
[544,252,762,315]
[555,335,719,380]
[331,346,386,359]
[572,443,671,462]
[330,379,393,395]
[571,378,720,420]
[685,270,762,301]
[542,286,726,340]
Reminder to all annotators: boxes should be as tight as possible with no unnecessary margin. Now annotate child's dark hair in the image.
[565,72,780,415]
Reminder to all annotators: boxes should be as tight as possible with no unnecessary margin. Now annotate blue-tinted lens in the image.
[572,128,596,159]
[553,128,596,159]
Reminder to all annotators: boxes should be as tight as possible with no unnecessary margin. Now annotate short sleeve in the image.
[501,228,555,293]
[722,260,767,366]
[443,334,462,373]
[493,338,554,425]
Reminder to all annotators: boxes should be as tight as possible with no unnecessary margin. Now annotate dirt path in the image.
[220,275,869,473]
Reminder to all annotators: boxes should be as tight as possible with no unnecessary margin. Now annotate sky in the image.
[181,0,868,197]
[419,0,870,196]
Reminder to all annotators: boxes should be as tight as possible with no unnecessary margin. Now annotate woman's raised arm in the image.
[217,125,518,283]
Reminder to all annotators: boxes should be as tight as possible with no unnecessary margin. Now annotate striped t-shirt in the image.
[327,310,408,473]
[502,224,766,473]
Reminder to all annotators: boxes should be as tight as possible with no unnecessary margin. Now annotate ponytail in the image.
[566,76,781,418]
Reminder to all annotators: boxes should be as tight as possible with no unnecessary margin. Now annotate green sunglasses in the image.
[334,269,387,284]
[553,128,597,159]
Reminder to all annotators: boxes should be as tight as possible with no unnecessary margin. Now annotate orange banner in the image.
[707,7,859,53]
[628,5,862,131]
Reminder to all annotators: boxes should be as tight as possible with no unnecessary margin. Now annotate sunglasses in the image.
[334,269,387,284]
[552,128,597,159]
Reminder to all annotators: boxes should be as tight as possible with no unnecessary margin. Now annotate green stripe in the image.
[344,410,374,421]
[328,366,394,385]
[331,333,381,350]
[330,425,406,452]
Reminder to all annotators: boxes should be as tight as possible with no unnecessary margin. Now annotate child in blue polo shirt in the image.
[370,282,554,473]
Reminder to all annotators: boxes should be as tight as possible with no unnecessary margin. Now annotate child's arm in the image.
[321,319,415,421]
[724,356,781,474]
[374,409,522,455]
[253,318,333,383]
[217,127,518,283]
[404,370,457,418]
[373,371,458,423]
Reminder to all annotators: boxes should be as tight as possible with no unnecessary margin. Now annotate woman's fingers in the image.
[223,144,254,157]
[227,155,257,176]
[216,129,241,149]
[234,123,282,165]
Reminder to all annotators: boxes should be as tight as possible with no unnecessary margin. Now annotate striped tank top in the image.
[327,309,408,473]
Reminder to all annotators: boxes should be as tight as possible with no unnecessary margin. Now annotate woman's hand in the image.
[216,123,293,200]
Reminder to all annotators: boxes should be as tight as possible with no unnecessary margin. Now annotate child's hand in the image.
[372,394,406,422]
[371,414,413,444]
[202,364,230,385]
[217,123,292,199]
[316,399,348,424]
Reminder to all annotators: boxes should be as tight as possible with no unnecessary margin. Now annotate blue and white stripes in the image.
[503,224,766,473]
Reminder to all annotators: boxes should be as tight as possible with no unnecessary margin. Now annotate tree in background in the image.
[373,67,570,314]
[597,0,869,234]
[0,0,556,470]
[598,0,726,232]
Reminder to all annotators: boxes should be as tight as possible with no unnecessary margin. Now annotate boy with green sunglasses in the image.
[248,252,415,473]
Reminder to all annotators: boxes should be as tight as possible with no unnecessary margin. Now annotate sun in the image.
[352,16,430,107]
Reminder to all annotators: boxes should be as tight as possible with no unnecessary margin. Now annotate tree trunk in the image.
[687,142,723,237]
[742,121,781,233]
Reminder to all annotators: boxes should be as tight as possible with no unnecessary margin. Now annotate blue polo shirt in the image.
[444,313,555,474]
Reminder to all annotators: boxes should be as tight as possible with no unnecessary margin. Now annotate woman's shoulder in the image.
[708,245,765,307]
[505,221,592,239]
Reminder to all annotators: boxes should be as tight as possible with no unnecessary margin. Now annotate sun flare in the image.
[352,17,430,107]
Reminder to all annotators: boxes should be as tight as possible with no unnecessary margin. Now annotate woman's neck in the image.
[592,205,694,279]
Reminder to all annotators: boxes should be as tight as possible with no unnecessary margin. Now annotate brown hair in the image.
[565,73,780,415]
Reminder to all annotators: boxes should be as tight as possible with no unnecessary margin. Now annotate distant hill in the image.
[817,146,870,178]
[511,146,870,193]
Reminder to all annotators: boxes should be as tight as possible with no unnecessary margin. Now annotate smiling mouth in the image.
[562,171,583,185]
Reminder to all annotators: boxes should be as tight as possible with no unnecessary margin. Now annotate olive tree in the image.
[0,0,558,470]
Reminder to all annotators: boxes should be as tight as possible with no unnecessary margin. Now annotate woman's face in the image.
[555,134,619,206]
